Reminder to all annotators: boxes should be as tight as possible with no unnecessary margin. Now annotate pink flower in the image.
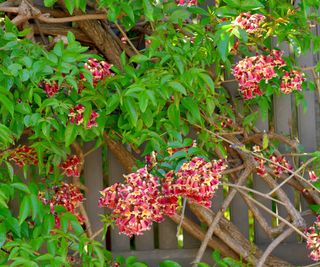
[39,183,84,228]
[68,104,99,128]
[232,13,265,34]
[233,50,286,99]
[280,70,305,94]
[39,81,60,97]
[99,167,165,236]
[306,216,320,261]
[255,158,267,177]
[269,155,292,176]
[309,171,318,182]
[173,157,226,208]
[60,155,81,177]
[9,145,38,167]
[176,0,197,6]
[83,58,113,86]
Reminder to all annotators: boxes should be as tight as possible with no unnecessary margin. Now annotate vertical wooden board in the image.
[253,118,273,245]
[273,95,296,242]
[83,142,105,243]
[298,91,317,225]
[158,218,179,249]
[230,190,249,238]
[135,225,155,251]
[211,186,224,213]
[108,150,130,251]
[183,206,201,248]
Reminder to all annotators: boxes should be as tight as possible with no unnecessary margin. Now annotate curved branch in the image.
[256,228,295,267]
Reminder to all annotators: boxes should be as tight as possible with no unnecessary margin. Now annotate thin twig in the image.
[267,157,317,196]
[176,198,187,239]
[223,183,286,205]
[114,22,140,55]
[237,189,307,239]
[256,227,294,267]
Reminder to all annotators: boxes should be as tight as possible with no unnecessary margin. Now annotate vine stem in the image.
[267,157,317,196]
[237,188,307,239]
[191,166,253,266]
[256,228,294,267]
[176,198,187,239]
[114,22,140,55]
[223,182,286,205]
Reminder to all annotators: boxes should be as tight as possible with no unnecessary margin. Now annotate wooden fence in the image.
[82,69,319,266]
[81,2,319,266]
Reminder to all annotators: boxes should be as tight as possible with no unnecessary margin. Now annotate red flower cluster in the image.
[306,216,320,261]
[83,58,113,86]
[60,155,81,177]
[309,171,318,182]
[280,70,305,94]
[39,81,59,97]
[173,157,226,207]
[99,167,165,236]
[176,0,197,6]
[39,183,84,228]
[233,50,286,99]
[9,145,38,167]
[255,155,292,177]
[232,13,265,33]
[99,157,226,236]
[269,155,292,175]
[68,104,99,128]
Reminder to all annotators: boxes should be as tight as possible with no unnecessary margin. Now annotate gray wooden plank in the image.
[230,190,249,238]
[135,225,155,251]
[83,142,105,243]
[254,118,273,244]
[108,149,131,251]
[273,94,296,242]
[158,218,179,249]
[183,206,201,249]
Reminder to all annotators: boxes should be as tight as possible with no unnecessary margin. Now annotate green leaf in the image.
[126,256,138,265]
[19,195,31,224]
[0,223,6,248]
[262,133,268,150]
[198,73,215,93]
[217,32,230,62]
[65,123,78,147]
[124,98,138,127]
[105,93,119,115]
[132,263,148,267]
[222,0,241,7]
[159,260,182,267]
[240,0,264,10]
[11,183,30,194]
[44,0,56,7]
[65,0,75,14]
[5,162,13,181]
[139,92,149,113]
[167,104,180,127]
[143,0,154,21]
[173,55,184,74]
[215,6,238,17]
[182,97,201,123]
[5,217,20,237]
[197,263,210,267]
[169,81,187,95]
[0,95,14,116]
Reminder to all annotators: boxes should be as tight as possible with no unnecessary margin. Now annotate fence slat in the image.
[108,150,131,251]
[83,142,105,242]
[273,94,296,242]
[254,118,272,245]
[158,219,179,249]
[183,206,201,248]
[135,226,155,251]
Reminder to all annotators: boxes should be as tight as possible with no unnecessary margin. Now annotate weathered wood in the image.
[254,118,273,244]
[273,94,296,242]
[158,218,179,249]
[135,225,155,251]
[83,142,105,242]
[108,149,130,251]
